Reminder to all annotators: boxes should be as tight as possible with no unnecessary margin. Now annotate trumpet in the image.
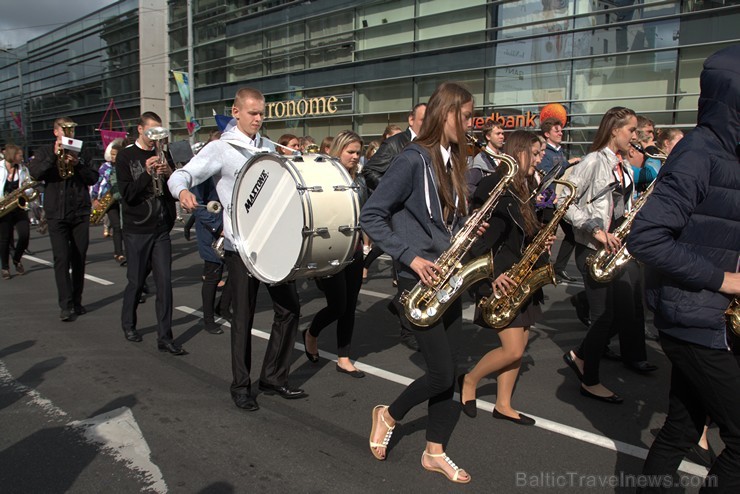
[144,126,170,197]
[56,122,77,179]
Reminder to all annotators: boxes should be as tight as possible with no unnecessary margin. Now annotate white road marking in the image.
[175,305,708,478]
[70,407,168,493]
[22,254,114,286]
[0,360,166,490]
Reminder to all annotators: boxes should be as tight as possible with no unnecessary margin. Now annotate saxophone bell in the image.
[56,122,78,180]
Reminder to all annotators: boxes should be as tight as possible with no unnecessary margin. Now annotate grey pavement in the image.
[0,223,717,493]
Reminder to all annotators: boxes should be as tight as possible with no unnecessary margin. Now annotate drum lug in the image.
[338,225,361,234]
[329,260,341,266]
[303,226,329,237]
[297,185,323,193]
[306,263,318,270]
[333,185,360,191]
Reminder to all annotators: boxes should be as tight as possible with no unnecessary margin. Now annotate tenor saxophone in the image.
[56,122,78,180]
[478,179,576,328]
[727,298,740,337]
[399,142,518,327]
[0,180,41,218]
[90,191,115,224]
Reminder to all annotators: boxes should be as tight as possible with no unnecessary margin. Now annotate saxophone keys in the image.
[436,289,451,304]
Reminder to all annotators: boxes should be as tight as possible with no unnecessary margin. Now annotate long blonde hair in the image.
[414,82,471,217]
[329,130,363,179]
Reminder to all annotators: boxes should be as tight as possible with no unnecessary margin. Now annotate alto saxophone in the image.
[399,140,518,327]
[727,298,740,337]
[90,191,115,224]
[587,180,655,283]
[0,180,41,218]
[478,179,577,328]
[56,122,78,179]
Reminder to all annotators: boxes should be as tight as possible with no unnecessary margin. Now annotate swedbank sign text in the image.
[265,95,351,120]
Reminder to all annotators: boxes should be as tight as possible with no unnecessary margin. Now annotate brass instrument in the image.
[478,179,577,328]
[144,126,170,197]
[90,191,115,224]
[586,147,667,283]
[399,135,518,327]
[56,122,78,179]
[0,180,41,218]
[727,298,740,337]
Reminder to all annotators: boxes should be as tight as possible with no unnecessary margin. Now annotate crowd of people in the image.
[0,45,737,490]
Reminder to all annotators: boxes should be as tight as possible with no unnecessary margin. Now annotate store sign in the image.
[471,103,568,130]
[265,95,349,119]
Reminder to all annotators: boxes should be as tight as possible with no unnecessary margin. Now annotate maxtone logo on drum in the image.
[244,169,269,214]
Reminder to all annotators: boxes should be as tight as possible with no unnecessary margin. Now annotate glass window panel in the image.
[357,20,414,51]
[357,114,409,139]
[574,0,679,25]
[267,23,305,48]
[417,9,487,41]
[487,59,572,107]
[229,33,263,57]
[307,13,352,38]
[419,0,486,16]
[417,71,484,105]
[358,80,412,114]
[358,0,414,27]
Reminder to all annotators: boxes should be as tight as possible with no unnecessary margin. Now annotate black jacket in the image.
[470,171,546,305]
[361,128,412,192]
[627,45,740,349]
[28,144,98,220]
[115,143,176,234]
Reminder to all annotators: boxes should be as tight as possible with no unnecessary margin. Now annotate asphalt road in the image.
[0,222,718,493]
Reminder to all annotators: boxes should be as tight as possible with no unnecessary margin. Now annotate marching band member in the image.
[360,82,477,484]
[116,112,183,354]
[170,87,306,413]
[276,133,300,155]
[91,139,125,264]
[28,117,98,321]
[459,130,552,425]
[629,44,740,492]
[303,130,367,377]
[0,144,32,280]
[560,107,656,405]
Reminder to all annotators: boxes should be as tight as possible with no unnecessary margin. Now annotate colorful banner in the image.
[172,71,200,135]
[10,111,24,136]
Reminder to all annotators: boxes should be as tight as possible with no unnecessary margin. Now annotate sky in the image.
[0,0,120,49]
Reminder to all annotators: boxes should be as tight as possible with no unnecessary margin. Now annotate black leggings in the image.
[308,250,363,358]
[387,276,462,445]
[0,209,29,269]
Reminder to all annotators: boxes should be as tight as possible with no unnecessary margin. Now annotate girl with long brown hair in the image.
[360,82,475,484]
[458,130,553,425]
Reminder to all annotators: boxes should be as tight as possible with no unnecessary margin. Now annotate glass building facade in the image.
[0,0,140,156]
[168,0,739,153]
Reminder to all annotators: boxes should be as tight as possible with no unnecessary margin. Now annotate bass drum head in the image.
[231,153,304,283]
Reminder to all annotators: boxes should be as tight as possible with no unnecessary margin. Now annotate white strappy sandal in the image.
[421,451,471,484]
[369,405,395,460]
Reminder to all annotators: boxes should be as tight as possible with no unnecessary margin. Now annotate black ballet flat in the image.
[336,364,365,378]
[579,386,623,404]
[562,351,584,382]
[492,408,535,426]
[457,374,477,418]
[302,330,319,364]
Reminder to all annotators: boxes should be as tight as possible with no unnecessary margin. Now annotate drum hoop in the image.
[281,155,314,275]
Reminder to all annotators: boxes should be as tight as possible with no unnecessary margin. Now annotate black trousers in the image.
[106,204,123,257]
[121,230,173,344]
[309,250,363,358]
[47,216,89,310]
[0,209,29,269]
[225,251,300,396]
[387,276,462,445]
[553,220,576,273]
[202,261,224,323]
[574,244,647,385]
[640,334,740,493]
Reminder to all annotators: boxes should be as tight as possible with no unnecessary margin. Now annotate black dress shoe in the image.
[60,309,75,322]
[579,386,623,404]
[556,270,576,282]
[302,330,319,363]
[400,332,420,352]
[124,329,143,342]
[623,360,658,374]
[687,443,715,468]
[204,321,224,334]
[562,351,584,382]
[492,408,536,425]
[457,374,477,418]
[232,392,259,412]
[258,381,306,399]
[158,342,187,355]
[602,347,622,361]
[74,305,87,315]
[336,364,365,378]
